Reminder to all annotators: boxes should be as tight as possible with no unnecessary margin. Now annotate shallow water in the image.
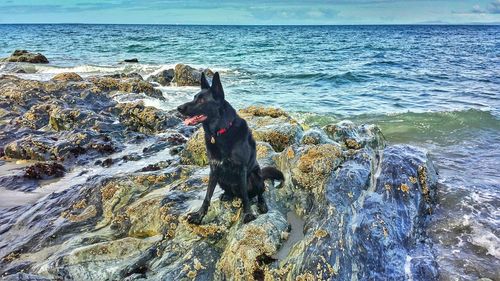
[0,24,499,280]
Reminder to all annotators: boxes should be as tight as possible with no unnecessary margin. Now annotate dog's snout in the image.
[177,104,186,114]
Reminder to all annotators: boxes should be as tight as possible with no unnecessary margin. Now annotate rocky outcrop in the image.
[116,102,181,134]
[0,71,439,280]
[88,76,164,100]
[147,69,175,86]
[174,64,213,86]
[24,162,65,179]
[123,58,139,63]
[51,72,83,82]
[1,50,49,63]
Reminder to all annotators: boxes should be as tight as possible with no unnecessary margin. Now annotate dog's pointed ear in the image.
[200,72,210,89]
[211,72,224,100]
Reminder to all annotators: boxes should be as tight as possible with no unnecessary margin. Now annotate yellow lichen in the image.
[254,130,292,152]
[400,183,410,193]
[409,176,417,184]
[194,258,206,270]
[73,199,87,209]
[217,225,278,281]
[239,106,289,118]
[294,144,342,194]
[101,183,119,200]
[314,229,328,239]
[232,198,242,208]
[183,217,228,238]
[256,143,272,159]
[345,138,361,149]
[187,271,197,278]
[66,205,97,222]
[295,272,316,281]
[286,146,295,159]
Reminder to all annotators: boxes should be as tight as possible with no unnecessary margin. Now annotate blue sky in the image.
[0,0,499,24]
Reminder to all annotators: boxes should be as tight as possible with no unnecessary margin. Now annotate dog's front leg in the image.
[187,171,217,225]
[240,166,256,224]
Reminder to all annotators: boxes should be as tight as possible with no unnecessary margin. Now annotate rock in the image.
[216,211,288,280]
[324,120,385,150]
[240,106,303,152]
[49,107,101,131]
[4,136,55,161]
[147,69,174,86]
[116,102,181,134]
[24,162,65,179]
[105,73,143,80]
[52,72,83,82]
[4,131,117,161]
[89,76,164,100]
[49,108,105,131]
[179,127,208,166]
[0,73,440,281]
[123,58,139,63]
[1,50,49,63]
[300,128,334,145]
[19,103,60,129]
[268,145,438,280]
[1,273,51,281]
[173,64,213,86]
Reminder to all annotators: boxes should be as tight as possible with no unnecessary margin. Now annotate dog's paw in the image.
[220,192,234,202]
[187,211,204,225]
[257,201,268,214]
[242,212,256,224]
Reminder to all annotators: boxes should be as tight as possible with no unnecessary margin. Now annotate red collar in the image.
[216,121,232,136]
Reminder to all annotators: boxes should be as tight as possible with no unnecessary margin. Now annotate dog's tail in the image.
[262,166,284,189]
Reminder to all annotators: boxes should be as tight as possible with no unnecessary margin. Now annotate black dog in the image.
[177,72,284,224]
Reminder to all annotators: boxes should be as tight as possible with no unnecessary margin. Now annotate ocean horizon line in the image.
[1,22,499,26]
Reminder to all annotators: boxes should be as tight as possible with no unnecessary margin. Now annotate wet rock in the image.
[19,103,60,129]
[139,161,171,172]
[4,136,55,161]
[89,76,164,100]
[147,69,174,86]
[216,211,288,280]
[0,98,439,281]
[300,128,334,145]
[104,73,144,80]
[240,106,303,152]
[173,64,213,86]
[4,131,117,161]
[123,58,139,63]
[269,144,438,281]
[49,107,101,131]
[1,273,51,281]
[101,158,114,167]
[51,72,83,82]
[1,50,49,63]
[324,120,385,150]
[24,162,65,179]
[116,102,181,134]
[179,127,207,166]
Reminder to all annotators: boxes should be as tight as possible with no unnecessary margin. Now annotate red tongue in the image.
[184,115,207,126]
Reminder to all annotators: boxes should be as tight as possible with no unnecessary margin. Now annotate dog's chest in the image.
[209,158,238,170]
[209,158,242,181]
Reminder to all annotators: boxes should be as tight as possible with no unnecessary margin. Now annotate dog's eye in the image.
[197,98,205,104]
